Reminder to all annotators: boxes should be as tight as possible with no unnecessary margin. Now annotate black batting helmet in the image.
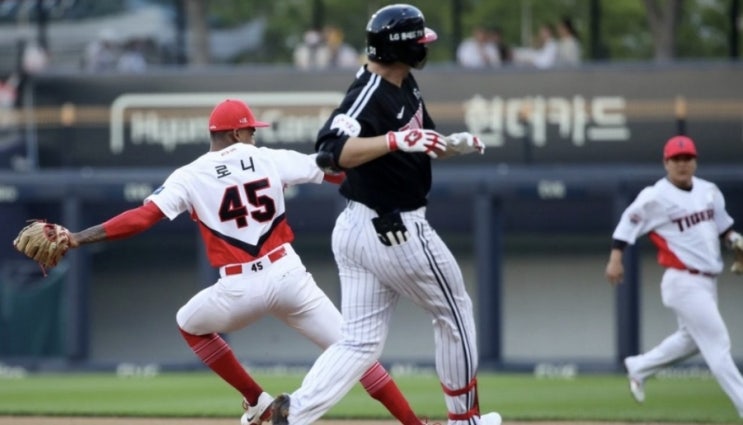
[365,4,438,69]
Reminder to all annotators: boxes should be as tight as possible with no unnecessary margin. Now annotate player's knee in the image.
[706,349,734,374]
[340,338,383,358]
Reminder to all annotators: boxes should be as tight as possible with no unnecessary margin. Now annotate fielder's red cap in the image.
[209,99,270,131]
[663,135,697,160]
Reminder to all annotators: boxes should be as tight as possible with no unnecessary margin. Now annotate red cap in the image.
[208,99,270,131]
[663,135,697,160]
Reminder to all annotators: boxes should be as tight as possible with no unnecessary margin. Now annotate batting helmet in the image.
[209,99,270,132]
[365,4,438,69]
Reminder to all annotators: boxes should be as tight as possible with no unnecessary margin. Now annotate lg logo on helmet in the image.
[388,30,422,41]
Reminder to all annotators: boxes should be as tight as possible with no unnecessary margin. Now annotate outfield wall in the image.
[1,166,742,372]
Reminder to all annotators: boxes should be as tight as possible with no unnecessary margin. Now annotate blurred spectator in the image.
[293,26,359,70]
[491,27,513,65]
[555,17,582,67]
[456,26,501,68]
[117,38,148,73]
[81,28,121,73]
[21,40,50,75]
[323,26,360,69]
[513,23,558,69]
[0,74,17,109]
[293,29,329,70]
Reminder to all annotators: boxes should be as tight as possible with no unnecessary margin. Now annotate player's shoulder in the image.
[256,146,313,163]
[338,69,388,117]
[633,181,664,204]
[691,176,725,200]
[347,68,386,97]
[691,175,716,189]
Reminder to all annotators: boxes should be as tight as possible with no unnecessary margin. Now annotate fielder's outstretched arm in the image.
[70,202,166,248]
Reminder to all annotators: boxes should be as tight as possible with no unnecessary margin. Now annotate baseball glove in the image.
[12,220,72,269]
[730,232,743,274]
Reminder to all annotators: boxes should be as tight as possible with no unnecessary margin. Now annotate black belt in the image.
[686,269,717,278]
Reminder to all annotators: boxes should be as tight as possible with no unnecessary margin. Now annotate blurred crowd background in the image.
[0,0,740,76]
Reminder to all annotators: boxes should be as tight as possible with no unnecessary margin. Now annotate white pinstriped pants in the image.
[289,201,480,425]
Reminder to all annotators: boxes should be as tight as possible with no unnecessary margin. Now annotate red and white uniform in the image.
[614,176,732,275]
[614,176,743,416]
[148,143,320,267]
[147,143,343,345]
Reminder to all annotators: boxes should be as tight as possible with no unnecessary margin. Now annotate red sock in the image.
[179,328,263,405]
[361,362,420,425]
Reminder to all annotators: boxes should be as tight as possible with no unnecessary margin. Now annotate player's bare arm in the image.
[605,238,629,285]
[71,202,166,247]
[605,248,625,285]
[337,135,390,168]
[70,225,105,247]
[332,130,448,169]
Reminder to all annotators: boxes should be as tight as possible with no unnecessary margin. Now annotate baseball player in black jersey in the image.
[271,4,500,425]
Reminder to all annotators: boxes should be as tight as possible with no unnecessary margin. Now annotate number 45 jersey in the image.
[146,143,324,267]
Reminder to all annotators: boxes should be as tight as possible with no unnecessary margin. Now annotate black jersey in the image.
[315,66,436,215]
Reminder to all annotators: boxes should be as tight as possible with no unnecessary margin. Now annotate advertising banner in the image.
[30,64,743,168]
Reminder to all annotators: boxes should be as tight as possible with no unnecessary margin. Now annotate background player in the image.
[270,4,501,425]
[605,135,743,417]
[24,99,425,425]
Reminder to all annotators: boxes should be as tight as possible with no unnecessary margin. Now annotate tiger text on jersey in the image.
[672,209,714,232]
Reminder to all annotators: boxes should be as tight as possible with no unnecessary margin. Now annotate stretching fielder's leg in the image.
[663,271,743,416]
[177,283,268,406]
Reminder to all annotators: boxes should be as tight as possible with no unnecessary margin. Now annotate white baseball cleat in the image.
[623,356,645,403]
[628,377,645,403]
[240,392,274,425]
[480,412,502,425]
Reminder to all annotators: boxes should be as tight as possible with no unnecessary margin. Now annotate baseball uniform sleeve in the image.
[612,187,664,244]
[711,183,735,233]
[145,168,192,220]
[264,148,324,186]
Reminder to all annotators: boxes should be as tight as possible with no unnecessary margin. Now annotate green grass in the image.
[0,371,739,423]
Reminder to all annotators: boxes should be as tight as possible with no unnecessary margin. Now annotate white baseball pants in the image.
[625,268,743,417]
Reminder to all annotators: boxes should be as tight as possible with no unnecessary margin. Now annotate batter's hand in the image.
[445,132,485,155]
[371,212,409,247]
[386,129,447,159]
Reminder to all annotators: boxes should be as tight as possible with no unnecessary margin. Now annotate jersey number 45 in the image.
[219,178,276,228]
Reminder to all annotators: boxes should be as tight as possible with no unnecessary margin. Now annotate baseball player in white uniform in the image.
[49,99,424,425]
[605,135,743,417]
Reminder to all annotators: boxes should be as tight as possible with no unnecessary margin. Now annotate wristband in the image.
[386,131,399,151]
